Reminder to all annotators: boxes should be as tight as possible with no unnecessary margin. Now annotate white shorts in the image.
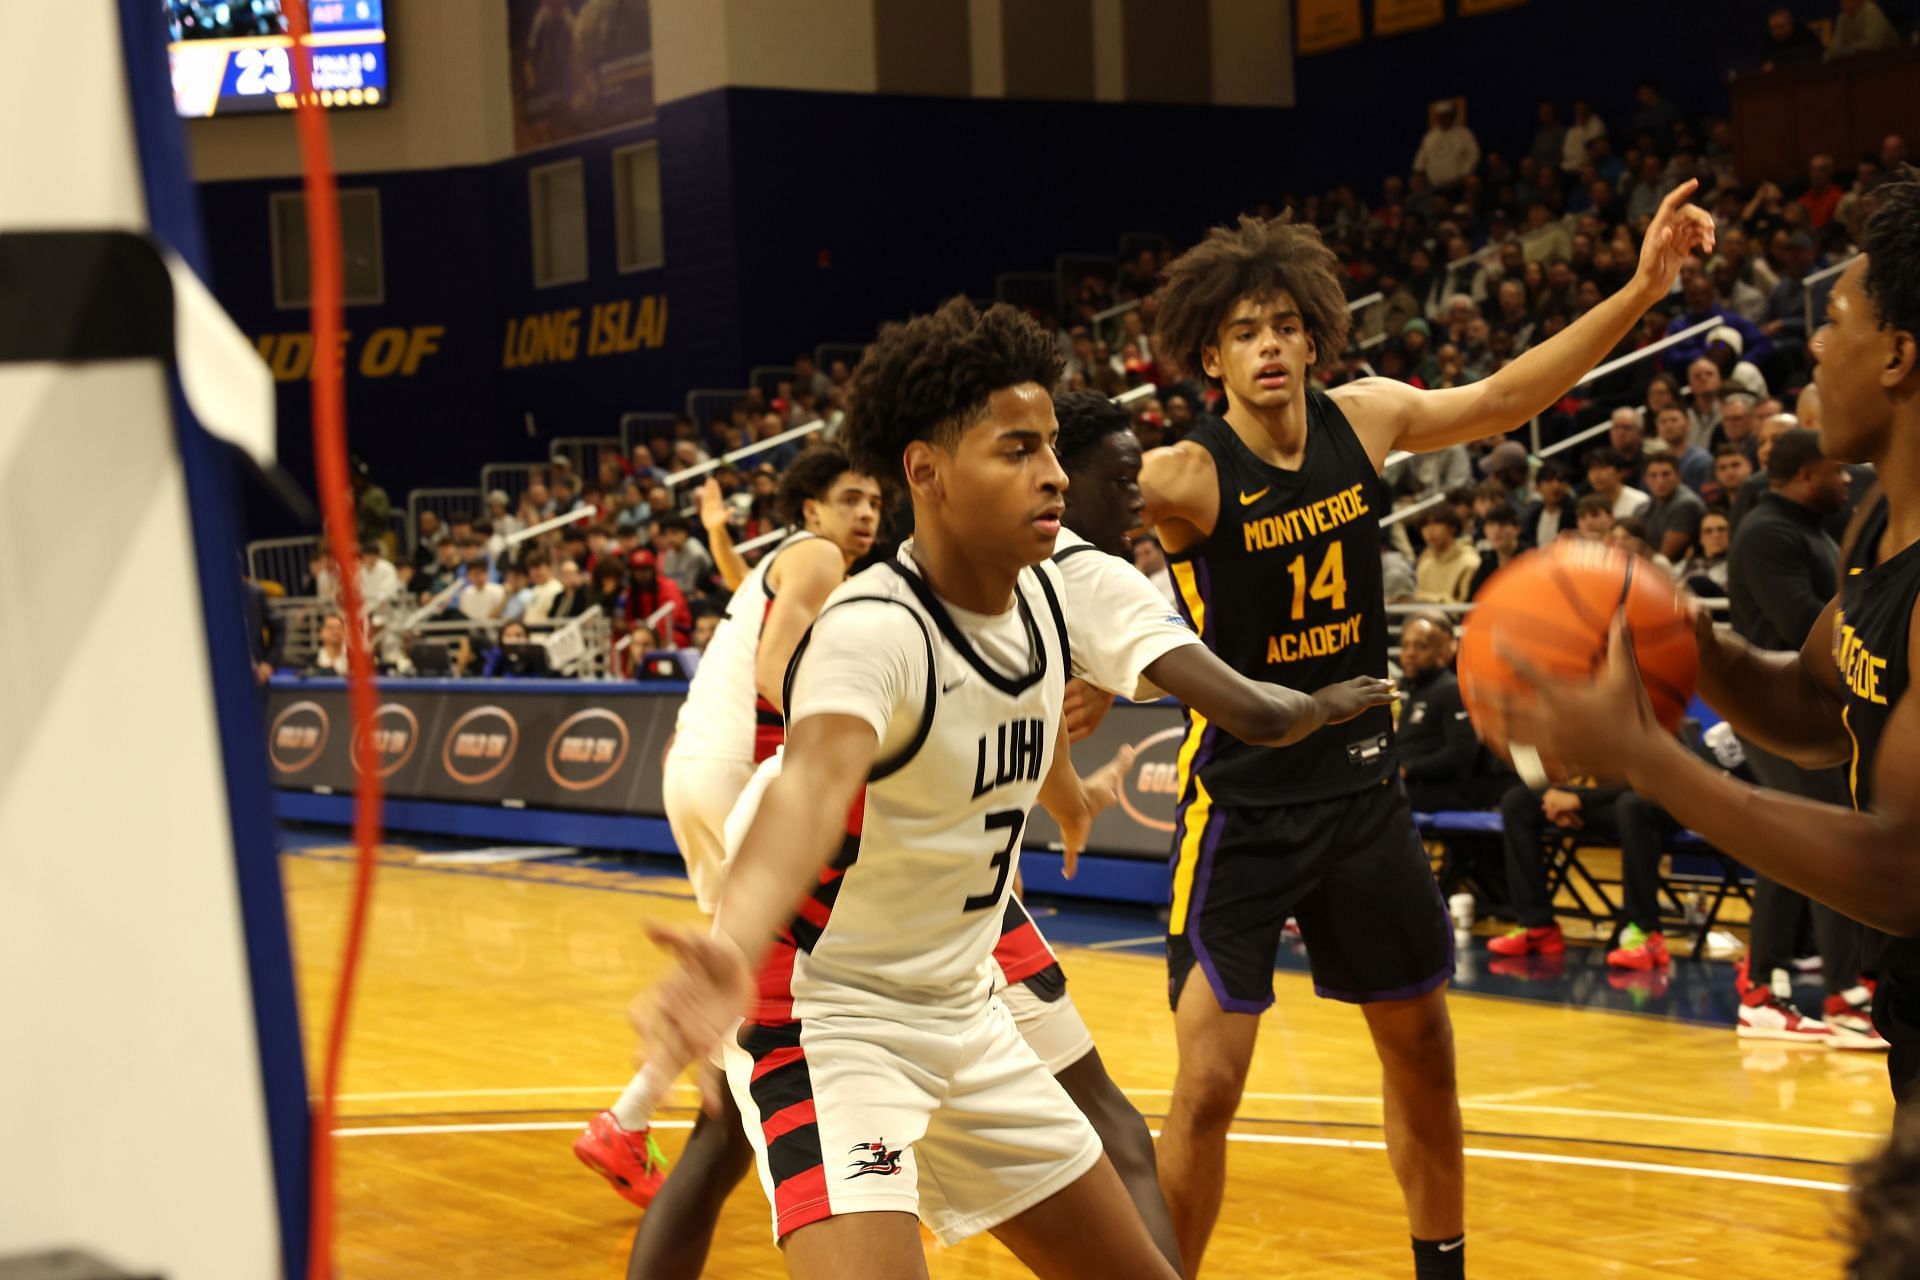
[661,752,756,913]
[724,998,1103,1246]
[998,978,1095,1075]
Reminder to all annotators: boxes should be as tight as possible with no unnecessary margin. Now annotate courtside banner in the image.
[265,677,679,816]
[265,678,1187,858]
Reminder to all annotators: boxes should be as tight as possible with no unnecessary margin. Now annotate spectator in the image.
[615,480,652,534]
[1666,261,1771,369]
[1798,153,1844,228]
[350,454,391,551]
[1725,426,1869,1039]
[1715,390,1764,461]
[1414,507,1481,603]
[1731,412,1800,526]
[1574,491,1617,539]
[1490,769,1686,968]
[1468,502,1522,598]
[410,510,445,574]
[588,560,628,619]
[690,607,721,653]
[1561,100,1606,173]
[1584,447,1651,520]
[1493,278,1537,352]
[487,489,522,541]
[551,475,581,515]
[625,549,692,647]
[549,558,592,619]
[1826,0,1901,60]
[1625,154,1671,223]
[1413,101,1481,193]
[519,482,550,526]
[1705,329,1770,399]
[1520,459,1574,547]
[419,538,464,600]
[1709,255,1768,325]
[1395,611,1478,811]
[310,612,350,676]
[656,515,715,596]
[1707,443,1754,514]
[1685,355,1725,446]
[1629,80,1682,153]
[455,557,504,622]
[480,619,539,678]
[1529,102,1566,175]
[1607,406,1650,488]
[1679,509,1732,595]
[1763,230,1818,359]
[1653,404,1713,491]
[1640,452,1707,562]
[1478,440,1532,500]
[357,541,400,615]
[1132,536,1176,602]
[1761,5,1826,69]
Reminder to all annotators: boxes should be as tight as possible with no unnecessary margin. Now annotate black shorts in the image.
[1167,776,1452,1012]
[1873,970,1920,1106]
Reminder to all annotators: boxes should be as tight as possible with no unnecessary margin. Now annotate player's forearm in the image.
[1037,719,1095,823]
[1696,632,1851,767]
[704,520,749,592]
[1143,648,1322,747]
[711,769,860,970]
[1628,734,1920,935]
[1474,276,1664,430]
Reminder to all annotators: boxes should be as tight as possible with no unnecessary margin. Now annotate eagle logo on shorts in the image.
[847,1140,904,1178]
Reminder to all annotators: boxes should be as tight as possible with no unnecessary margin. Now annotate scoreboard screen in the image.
[166,0,389,118]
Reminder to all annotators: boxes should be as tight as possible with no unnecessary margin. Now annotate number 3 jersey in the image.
[1166,391,1394,806]
[759,545,1070,1024]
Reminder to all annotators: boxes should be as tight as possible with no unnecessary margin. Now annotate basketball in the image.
[1457,540,1699,772]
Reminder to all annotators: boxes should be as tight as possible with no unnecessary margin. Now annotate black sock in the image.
[1412,1233,1465,1279]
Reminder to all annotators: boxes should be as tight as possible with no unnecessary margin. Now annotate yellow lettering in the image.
[359,327,407,377]
[401,325,443,374]
[267,332,312,381]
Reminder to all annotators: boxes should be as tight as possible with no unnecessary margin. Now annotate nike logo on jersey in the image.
[971,717,1046,799]
[1239,487,1271,505]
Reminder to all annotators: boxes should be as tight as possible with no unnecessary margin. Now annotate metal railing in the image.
[748,365,797,399]
[619,411,677,463]
[478,462,547,505]
[247,535,322,592]
[813,343,866,376]
[268,595,617,679]
[405,488,481,552]
[686,388,752,433]
[665,418,826,491]
[550,435,621,483]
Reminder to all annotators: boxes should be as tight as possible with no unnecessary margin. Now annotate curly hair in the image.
[844,296,1065,485]
[1154,216,1352,381]
[1864,172,1920,337]
[775,444,861,528]
[1052,389,1135,472]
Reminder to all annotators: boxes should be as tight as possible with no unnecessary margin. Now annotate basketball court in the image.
[288,831,1881,1278]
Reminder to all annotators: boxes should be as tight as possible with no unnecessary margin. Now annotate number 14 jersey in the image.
[766,545,1070,1024]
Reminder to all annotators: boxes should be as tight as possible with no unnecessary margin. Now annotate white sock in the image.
[610,1063,668,1132]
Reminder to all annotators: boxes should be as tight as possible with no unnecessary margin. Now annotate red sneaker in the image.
[1824,988,1891,1052]
[1606,926,1670,970]
[1488,924,1565,957]
[1736,989,1829,1044]
[573,1110,669,1208]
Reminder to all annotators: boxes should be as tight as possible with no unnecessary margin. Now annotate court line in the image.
[330,1118,1851,1191]
[1122,1088,1889,1142]
[334,1119,697,1138]
[336,1085,694,1102]
[1079,934,1166,951]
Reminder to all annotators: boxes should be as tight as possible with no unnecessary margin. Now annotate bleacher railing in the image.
[478,462,546,505]
[748,365,797,399]
[686,388,750,432]
[550,436,621,483]
[248,535,321,593]
[619,411,677,462]
[405,487,481,552]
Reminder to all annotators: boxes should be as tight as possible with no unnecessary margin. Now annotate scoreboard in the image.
[166,0,389,118]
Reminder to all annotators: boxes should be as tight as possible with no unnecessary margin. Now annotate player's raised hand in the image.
[1312,675,1399,726]
[1635,179,1716,296]
[697,477,730,533]
[630,924,754,1113]
[1054,743,1137,879]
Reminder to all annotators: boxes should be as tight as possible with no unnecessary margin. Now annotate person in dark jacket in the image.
[1396,611,1478,812]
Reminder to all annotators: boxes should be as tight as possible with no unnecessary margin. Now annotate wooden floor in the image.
[284,844,1890,1278]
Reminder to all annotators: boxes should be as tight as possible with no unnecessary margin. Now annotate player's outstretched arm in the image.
[1142,645,1396,748]
[753,539,847,711]
[1692,599,1852,769]
[698,479,751,592]
[632,713,876,1098]
[1037,718,1137,878]
[1333,181,1716,469]
[1496,614,1920,936]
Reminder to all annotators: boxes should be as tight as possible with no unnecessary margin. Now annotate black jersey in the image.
[1835,495,1920,974]
[1165,392,1393,807]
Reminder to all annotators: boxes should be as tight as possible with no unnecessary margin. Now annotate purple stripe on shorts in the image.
[1187,807,1272,1015]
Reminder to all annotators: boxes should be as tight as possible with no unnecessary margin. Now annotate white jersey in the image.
[753,544,1070,1025]
[1051,527,1202,699]
[671,532,818,762]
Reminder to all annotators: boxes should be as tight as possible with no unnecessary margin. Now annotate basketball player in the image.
[1138,183,1714,1276]
[1492,177,1920,1106]
[574,447,883,1214]
[633,298,1180,1278]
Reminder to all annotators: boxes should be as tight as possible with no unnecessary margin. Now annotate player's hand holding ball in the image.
[1457,540,1698,788]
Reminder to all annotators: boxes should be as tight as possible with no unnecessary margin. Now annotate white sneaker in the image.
[1825,1011,1891,1051]
[1737,994,1830,1044]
